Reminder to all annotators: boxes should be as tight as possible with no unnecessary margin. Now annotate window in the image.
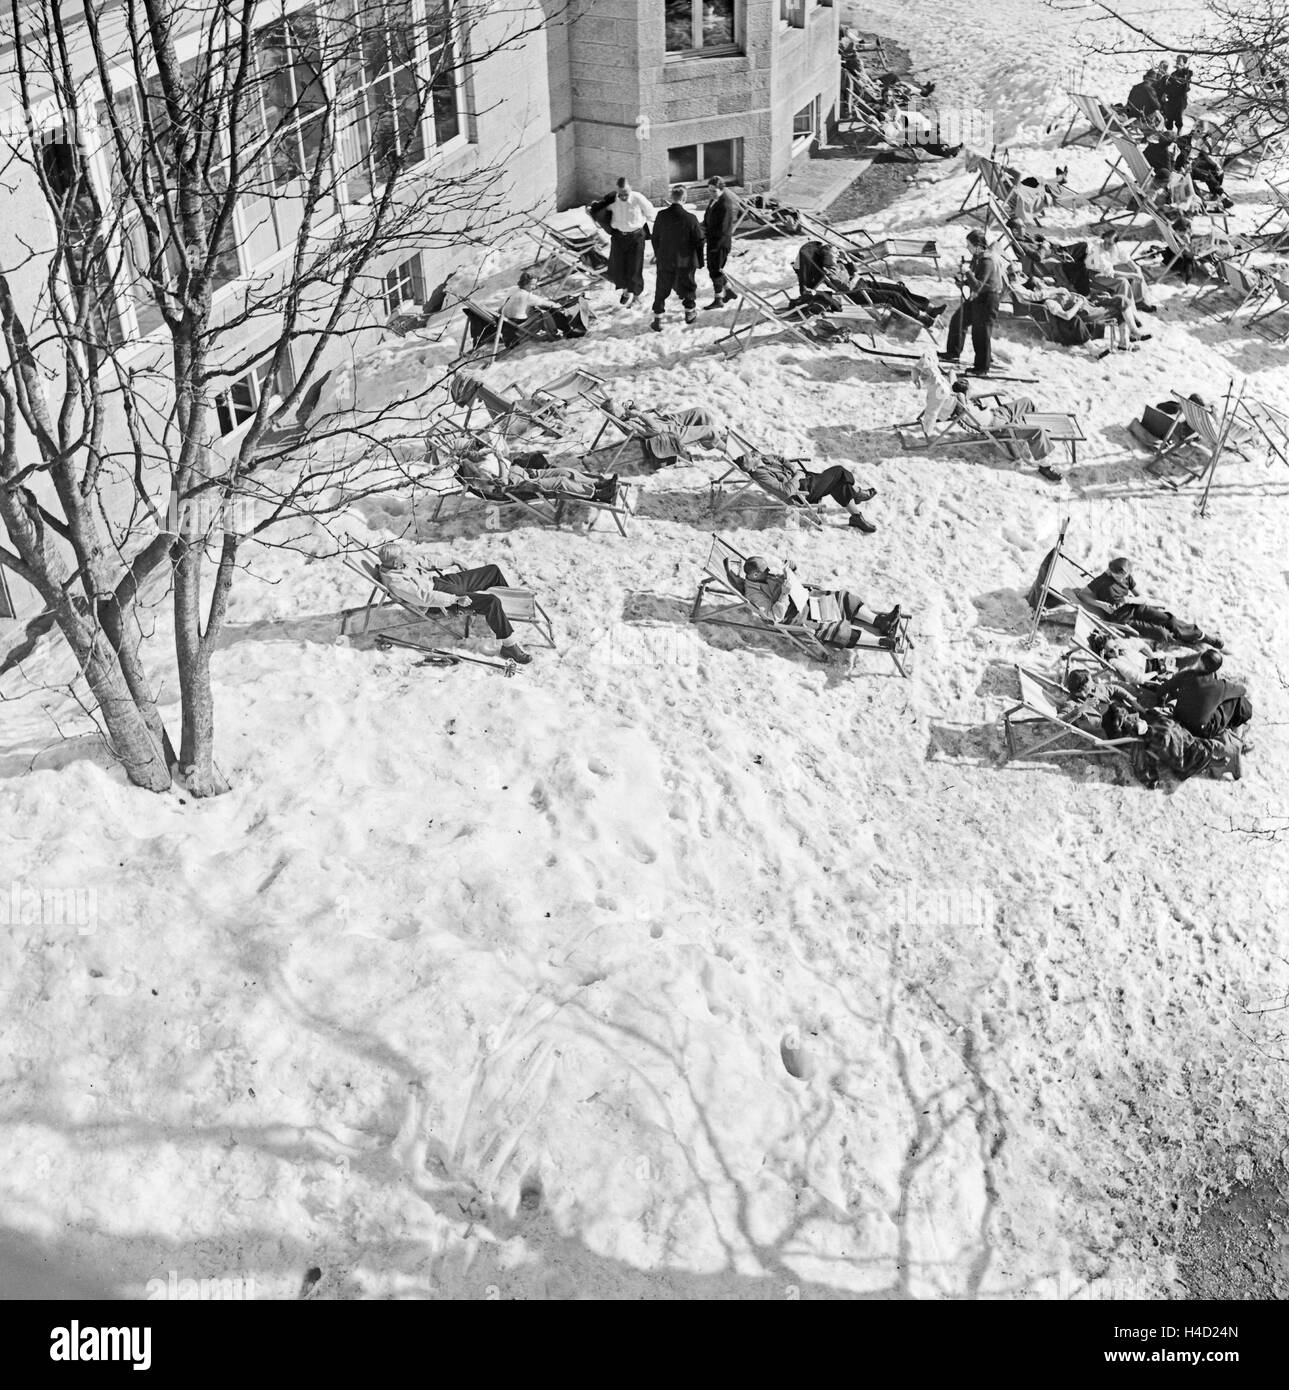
[667,138,741,184]
[339,0,427,201]
[793,100,817,140]
[40,141,124,347]
[213,356,294,437]
[426,1,462,147]
[95,79,242,339]
[384,255,425,314]
[665,0,736,56]
[780,0,806,27]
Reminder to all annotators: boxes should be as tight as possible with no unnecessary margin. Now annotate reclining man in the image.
[605,399,727,466]
[446,430,619,503]
[376,540,533,664]
[736,449,880,532]
[1085,556,1224,647]
[795,240,947,329]
[723,553,903,649]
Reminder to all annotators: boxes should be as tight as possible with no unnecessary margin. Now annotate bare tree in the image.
[0,0,557,794]
[1055,0,1289,155]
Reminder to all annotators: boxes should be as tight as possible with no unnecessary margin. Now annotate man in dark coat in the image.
[702,175,737,308]
[1158,649,1252,737]
[1161,55,1192,131]
[1125,71,1161,124]
[650,184,705,331]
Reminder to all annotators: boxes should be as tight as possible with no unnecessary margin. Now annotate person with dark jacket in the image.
[1141,132,1175,183]
[941,229,1005,376]
[1157,649,1252,737]
[649,184,705,330]
[1161,56,1192,131]
[1125,72,1161,124]
[1103,704,1244,786]
[737,449,879,532]
[1085,556,1222,647]
[702,176,737,308]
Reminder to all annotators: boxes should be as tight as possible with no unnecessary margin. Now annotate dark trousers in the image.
[708,241,732,295]
[1161,101,1186,131]
[1114,602,1200,645]
[970,289,999,373]
[803,465,859,508]
[652,263,698,314]
[853,277,934,317]
[434,564,514,641]
[608,228,647,295]
[945,299,971,359]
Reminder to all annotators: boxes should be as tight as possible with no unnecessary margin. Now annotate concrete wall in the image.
[561,0,840,203]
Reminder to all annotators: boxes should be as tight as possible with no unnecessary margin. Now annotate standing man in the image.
[649,184,705,331]
[702,175,737,308]
[604,176,656,308]
[940,228,1004,377]
[1161,55,1192,132]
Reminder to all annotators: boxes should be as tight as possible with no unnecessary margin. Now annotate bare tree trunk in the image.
[80,632,173,792]
[172,539,225,796]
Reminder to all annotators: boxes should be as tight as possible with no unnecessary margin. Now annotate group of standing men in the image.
[591,176,739,332]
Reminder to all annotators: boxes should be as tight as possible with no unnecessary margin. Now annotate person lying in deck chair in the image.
[723,553,903,649]
[947,378,1064,479]
[1086,556,1224,648]
[737,449,879,532]
[607,399,727,466]
[793,242,946,329]
[377,540,533,664]
[450,432,619,502]
[1085,629,1201,687]
[1058,668,1143,730]
[1103,704,1245,787]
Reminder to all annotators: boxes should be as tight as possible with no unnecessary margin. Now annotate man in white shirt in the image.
[377,540,532,664]
[605,177,656,306]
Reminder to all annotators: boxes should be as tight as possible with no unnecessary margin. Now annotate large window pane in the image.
[702,138,736,178]
[703,0,735,46]
[665,0,693,52]
[668,145,698,182]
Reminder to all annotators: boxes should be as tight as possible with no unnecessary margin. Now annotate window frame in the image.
[383,254,426,314]
[666,137,743,186]
[665,0,740,60]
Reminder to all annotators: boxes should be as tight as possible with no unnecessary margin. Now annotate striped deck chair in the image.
[707,432,827,530]
[1149,391,1258,490]
[1061,92,1135,150]
[1002,665,1141,762]
[341,555,556,658]
[689,536,914,677]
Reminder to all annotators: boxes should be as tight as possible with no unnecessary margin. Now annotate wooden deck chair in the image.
[794,210,940,273]
[449,370,565,440]
[899,384,1084,468]
[1192,259,1274,323]
[1025,520,1130,646]
[1251,181,1289,250]
[1003,665,1141,762]
[423,428,562,530]
[525,214,611,291]
[1061,92,1134,149]
[714,274,823,356]
[583,397,726,471]
[1247,274,1289,341]
[952,155,1013,225]
[530,366,610,412]
[689,536,914,677]
[707,431,827,530]
[341,555,556,657]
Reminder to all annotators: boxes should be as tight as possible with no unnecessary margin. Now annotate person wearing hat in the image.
[941,228,1004,376]
[1124,70,1162,127]
[1157,649,1252,738]
[1142,130,1176,183]
[1086,557,1222,648]
[1162,55,1192,132]
[722,553,904,649]
[1102,703,1245,786]
[376,541,532,664]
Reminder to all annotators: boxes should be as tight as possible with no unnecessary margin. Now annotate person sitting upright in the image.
[376,540,532,664]
[723,553,904,649]
[497,271,588,345]
[1102,703,1244,786]
[1156,648,1251,738]
[1085,556,1223,647]
[736,448,880,533]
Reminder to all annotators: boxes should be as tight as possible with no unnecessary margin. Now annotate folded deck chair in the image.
[689,536,914,677]
[730,195,803,240]
[1061,92,1135,150]
[1002,665,1141,762]
[341,555,556,658]
[707,432,827,530]
[525,214,611,291]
